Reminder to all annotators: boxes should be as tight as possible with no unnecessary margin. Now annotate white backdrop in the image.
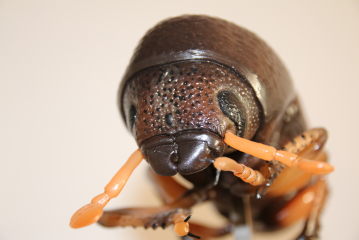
[1,1,358,240]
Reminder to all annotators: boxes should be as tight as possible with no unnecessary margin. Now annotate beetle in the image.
[70,15,334,240]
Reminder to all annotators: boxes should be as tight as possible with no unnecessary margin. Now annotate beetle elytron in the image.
[70,15,334,240]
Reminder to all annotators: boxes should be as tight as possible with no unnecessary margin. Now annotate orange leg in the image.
[147,168,188,204]
[224,128,334,175]
[267,128,329,197]
[70,149,143,228]
[300,179,328,239]
[271,178,326,228]
[261,128,330,239]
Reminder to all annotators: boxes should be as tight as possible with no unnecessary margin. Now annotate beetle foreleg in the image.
[69,149,143,228]
[98,188,209,232]
[180,222,233,240]
[224,130,334,175]
[148,168,188,204]
[173,214,198,238]
[99,207,191,229]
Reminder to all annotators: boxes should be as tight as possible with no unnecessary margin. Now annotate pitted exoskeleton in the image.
[70,15,334,240]
[123,61,261,176]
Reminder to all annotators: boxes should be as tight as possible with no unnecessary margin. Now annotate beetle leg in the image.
[99,207,191,229]
[69,149,143,229]
[262,177,328,240]
[180,222,233,240]
[268,178,326,228]
[148,168,188,204]
[98,188,208,233]
[211,157,266,186]
[296,178,328,240]
[266,128,329,197]
[261,129,329,238]
[173,214,201,239]
[224,129,334,175]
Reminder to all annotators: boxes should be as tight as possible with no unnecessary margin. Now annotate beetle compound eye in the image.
[129,105,137,130]
[218,90,246,137]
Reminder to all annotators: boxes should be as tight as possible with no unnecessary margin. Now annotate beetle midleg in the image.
[224,129,334,175]
[272,129,329,239]
[260,128,329,238]
[267,128,329,196]
[270,177,326,228]
[296,177,328,240]
[148,168,188,204]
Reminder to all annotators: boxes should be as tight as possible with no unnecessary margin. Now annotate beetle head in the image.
[122,61,261,176]
[140,130,224,176]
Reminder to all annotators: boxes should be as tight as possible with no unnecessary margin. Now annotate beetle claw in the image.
[184,215,192,222]
[187,232,201,239]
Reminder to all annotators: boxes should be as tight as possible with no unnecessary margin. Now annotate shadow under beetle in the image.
[70,15,334,240]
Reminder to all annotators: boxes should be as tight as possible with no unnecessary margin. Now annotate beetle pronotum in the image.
[70,15,334,240]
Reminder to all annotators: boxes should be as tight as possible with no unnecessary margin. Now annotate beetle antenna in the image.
[187,232,201,239]
[224,131,334,175]
[70,149,143,229]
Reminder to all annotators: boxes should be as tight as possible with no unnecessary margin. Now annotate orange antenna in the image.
[70,149,143,228]
[224,132,334,175]
[213,157,265,186]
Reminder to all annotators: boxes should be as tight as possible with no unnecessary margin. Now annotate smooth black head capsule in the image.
[118,15,294,177]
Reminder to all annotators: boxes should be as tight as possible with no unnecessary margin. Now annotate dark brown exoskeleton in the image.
[70,15,334,240]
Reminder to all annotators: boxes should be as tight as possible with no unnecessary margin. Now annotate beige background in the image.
[1,1,359,239]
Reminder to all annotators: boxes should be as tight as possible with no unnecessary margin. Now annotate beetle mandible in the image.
[70,15,334,240]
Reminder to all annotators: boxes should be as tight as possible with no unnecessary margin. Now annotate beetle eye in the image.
[129,105,137,130]
[218,90,246,137]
